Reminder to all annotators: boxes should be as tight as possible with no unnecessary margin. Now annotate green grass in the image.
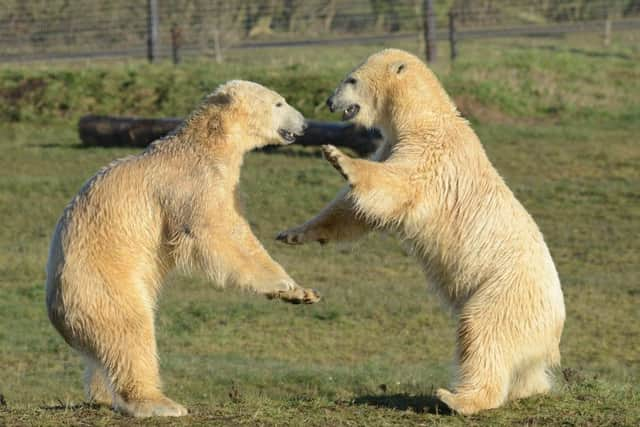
[1,34,639,425]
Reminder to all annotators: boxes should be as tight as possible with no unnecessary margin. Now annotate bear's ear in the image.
[390,61,407,76]
[207,92,232,107]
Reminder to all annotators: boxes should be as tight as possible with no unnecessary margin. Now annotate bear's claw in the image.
[276,228,329,245]
[268,287,321,304]
[322,145,350,180]
[276,229,305,245]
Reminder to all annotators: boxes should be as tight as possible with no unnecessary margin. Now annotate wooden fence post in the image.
[147,0,159,62]
[604,17,612,46]
[171,24,181,65]
[448,10,457,61]
[423,0,437,63]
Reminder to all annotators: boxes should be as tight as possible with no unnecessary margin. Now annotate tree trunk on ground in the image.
[78,115,381,157]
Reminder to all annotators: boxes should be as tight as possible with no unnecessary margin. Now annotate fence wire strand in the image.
[0,0,638,62]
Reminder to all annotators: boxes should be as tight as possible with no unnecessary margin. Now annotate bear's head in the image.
[326,49,455,132]
[203,80,306,149]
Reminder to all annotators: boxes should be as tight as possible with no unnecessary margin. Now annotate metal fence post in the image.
[423,0,437,63]
[147,0,159,62]
[449,11,457,61]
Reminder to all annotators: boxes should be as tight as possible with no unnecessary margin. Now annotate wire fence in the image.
[1,0,639,63]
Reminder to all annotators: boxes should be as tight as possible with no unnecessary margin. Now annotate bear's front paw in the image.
[276,227,329,245]
[268,287,321,305]
[322,145,353,182]
[276,227,306,245]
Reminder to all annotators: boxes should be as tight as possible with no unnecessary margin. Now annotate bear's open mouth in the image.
[278,128,297,143]
[343,104,360,121]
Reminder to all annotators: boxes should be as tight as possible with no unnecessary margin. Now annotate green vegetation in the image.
[2,33,639,125]
[1,33,639,425]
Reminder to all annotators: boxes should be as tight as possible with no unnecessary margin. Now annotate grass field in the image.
[1,34,639,425]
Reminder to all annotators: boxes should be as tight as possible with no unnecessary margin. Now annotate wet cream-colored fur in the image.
[45,80,319,418]
[278,50,565,414]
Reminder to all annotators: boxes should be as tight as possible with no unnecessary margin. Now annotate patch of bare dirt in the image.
[454,94,515,124]
[453,94,557,126]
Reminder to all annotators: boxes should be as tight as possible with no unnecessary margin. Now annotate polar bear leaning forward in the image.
[46,80,320,417]
[278,50,565,414]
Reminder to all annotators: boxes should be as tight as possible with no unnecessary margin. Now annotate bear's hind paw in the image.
[115,396,188,418]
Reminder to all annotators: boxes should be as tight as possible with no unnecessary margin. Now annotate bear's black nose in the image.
[326,97,335,112]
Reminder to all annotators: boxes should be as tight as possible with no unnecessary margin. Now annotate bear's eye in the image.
[275,102,283,108]
[345,77,357,85]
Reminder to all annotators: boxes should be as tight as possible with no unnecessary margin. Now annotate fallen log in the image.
[78,114,381,156]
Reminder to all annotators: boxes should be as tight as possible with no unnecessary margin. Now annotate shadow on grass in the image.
[352,393,452,415]
[39,401,104,411]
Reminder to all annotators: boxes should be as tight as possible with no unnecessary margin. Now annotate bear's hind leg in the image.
[83,356,112,406]
[436,318,511,414]
[437,376,509,415]
[95,306,187,417]
[508,362,552,401]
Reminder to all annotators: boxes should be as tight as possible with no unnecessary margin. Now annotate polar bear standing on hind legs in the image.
[277,49,565,414]
[46,80,320,418]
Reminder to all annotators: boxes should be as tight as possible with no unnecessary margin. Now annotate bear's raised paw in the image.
[322,145,353,181]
